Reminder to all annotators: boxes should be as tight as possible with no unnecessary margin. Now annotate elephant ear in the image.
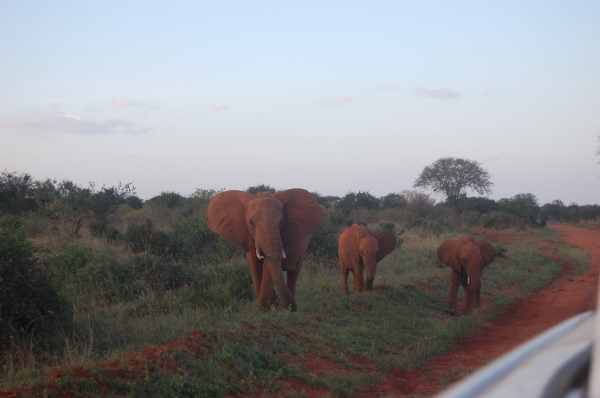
[206,190,255,251]
[374,231,396,262]
[273,189,323,246]
[474,239,497,268]
[437,239,461,272]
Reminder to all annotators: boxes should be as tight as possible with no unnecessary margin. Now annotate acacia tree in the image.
[413,157,493,200]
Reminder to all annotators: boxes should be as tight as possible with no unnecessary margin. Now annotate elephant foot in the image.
[445,308,457,316]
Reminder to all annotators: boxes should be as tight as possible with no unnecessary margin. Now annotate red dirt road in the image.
[369,224,600,397]
[1,225,598,398]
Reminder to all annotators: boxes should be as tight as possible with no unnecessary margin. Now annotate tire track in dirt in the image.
[364,224,600,397]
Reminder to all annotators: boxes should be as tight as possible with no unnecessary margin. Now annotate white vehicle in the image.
[437,305,599,397]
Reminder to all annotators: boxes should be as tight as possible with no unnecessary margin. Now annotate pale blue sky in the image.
[1,0,599,204]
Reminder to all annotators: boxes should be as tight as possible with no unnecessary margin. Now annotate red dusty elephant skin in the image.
[437,235,497,314]
[338,224,396,294]
[206,189,324,312]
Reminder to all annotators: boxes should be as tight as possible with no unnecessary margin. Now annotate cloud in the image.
[412,87,461,101]
[0,110,150,135]
[315,94,353,108]
[212,101,229,111]
[375,82,399,91]
[111,97,137,108]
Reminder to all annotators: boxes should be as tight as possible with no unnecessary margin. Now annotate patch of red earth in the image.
[3,225,597,398]
[357,224,600,397]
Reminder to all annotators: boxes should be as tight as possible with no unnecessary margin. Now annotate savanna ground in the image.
[0,222,595,398]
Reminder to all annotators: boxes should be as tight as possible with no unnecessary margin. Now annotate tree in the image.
[246,184,276,194]
[0,171,38,214]
[413,157,493,200]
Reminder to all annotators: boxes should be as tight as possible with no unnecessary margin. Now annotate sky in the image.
[1,0,599,204]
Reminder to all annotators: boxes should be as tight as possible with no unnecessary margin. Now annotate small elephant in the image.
[437,235,497,314]
[338,224,397,294]
[206,189,324,311]
[539,219,547,228]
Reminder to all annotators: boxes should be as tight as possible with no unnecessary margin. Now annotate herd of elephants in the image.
[206,188,497,314]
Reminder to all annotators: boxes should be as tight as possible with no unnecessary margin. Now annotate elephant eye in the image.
[249,219,254,226]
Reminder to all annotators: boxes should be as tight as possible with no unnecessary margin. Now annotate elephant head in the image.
[339,224,397,294]
[206,189,323,311]
[437,235,496,313]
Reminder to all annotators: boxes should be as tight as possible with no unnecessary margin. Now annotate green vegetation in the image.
[0,171,596,396]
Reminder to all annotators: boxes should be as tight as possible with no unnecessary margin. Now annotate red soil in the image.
[360,223,600,397]
[1,224,598,398]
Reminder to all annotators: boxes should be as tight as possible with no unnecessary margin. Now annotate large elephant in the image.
[437,235,497,314]
[206,189,324,311]
[338,224,396,294]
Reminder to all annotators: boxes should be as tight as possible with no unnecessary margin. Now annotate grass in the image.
[0,225,592,397]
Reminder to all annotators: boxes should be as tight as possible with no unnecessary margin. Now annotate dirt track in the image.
[1,225,598,398]
[369,224,600,397]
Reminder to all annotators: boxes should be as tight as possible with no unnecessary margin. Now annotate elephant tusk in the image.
[256,248,264,260]
[281,248,286,259]
[467,276,471,285]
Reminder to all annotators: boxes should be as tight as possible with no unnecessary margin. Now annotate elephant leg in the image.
[353,266,365,293]
[247,251,264,298]
[448,270,459,313]
[257,264,275,310]
[286,266,302,298]
[365,275,374,291]
[340,257,351,295]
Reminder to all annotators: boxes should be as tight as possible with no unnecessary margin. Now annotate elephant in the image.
[539,219,547,228]
[206,189,324,311]
[437,235,497,314]
[338,224,397,294]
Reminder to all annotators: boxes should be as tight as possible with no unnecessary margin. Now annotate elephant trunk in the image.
[364,257,377,291]
[260,237,297,311]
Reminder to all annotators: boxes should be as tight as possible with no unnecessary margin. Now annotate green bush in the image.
[246,185,276,194]
[179,261,254,308]
[172,208,241,263]
[0,172,38,215]
[131,253,195,292]
[123,219,183,259]
[0,217,72,351]
[479,211,515,229]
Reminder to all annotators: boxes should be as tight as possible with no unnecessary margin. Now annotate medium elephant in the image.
[338,224,397,294]
[539,219,547,228]
[206,189,324,311]
[437,235,497,314]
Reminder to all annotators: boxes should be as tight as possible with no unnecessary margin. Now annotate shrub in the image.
[479,211,515,230]
[382,193,407,209]
[123,219,183,258]
[0,171,38,215]
[246,185,276,194]
[125,195,144,210]
[179,261,254,308]
[0,217,72,351]
[172,208,241,263]
[146,191,185,208]
[132,253,195,292]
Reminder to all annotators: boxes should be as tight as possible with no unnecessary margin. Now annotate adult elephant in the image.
[437,235,497,314]
[206,189,324,312]
[338,224,396,294]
